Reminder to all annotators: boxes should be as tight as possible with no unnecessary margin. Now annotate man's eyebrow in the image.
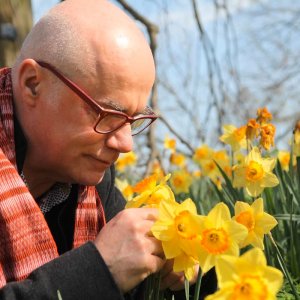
[100,99,151,115]
[101,99,126,112]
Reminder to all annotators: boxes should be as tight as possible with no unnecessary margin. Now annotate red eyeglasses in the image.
[36,61,158,135]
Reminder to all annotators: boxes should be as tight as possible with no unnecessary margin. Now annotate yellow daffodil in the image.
[115,151,137,172]
[115,178,134,201]
[234,198,278,249]
[200,150,230,181]
[125,174,175,208]
[257,107,273,124]
[213,150,230,169]
[202,160,219,180]
[246,118,260,141]
[170,152,186,167]
[151,198,203,280]
[169,169,193,194]
[206,248,283,300]
[219,124,247,152]
[234,151,245,165]
[260,123,276,150]
[233,147,279,197]
[196,203,248,274]
[277,150,291,171]
[164,136,176,152]
[193,145,214,165]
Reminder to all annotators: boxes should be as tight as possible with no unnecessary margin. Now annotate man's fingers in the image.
[143,208,159,221]
[147,255,166,276]
[146,236,164,258]
[160,271,185,290]
[169,275,186,291]
[160,259,173,277]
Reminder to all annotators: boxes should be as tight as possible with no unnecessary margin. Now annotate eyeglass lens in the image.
[95,114,152,135]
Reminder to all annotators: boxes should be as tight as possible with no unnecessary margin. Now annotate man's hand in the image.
[160,260,199,291]
[94,208,165,293]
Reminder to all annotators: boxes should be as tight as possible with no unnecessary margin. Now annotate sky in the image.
[32,0,59,23]
[30,0,299,150]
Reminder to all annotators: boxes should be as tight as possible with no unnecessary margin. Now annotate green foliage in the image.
[277,280,300,300]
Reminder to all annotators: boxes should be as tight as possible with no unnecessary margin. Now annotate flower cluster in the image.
[114,107,299,299]
[123,172,278,287]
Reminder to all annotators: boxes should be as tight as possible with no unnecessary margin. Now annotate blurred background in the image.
[1,0,300,174]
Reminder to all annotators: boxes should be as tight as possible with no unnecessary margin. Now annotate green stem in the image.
[184,278,189,300]
[268,233,300,300]
[193,268,202,300]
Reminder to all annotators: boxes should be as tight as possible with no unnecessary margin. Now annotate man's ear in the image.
[18,59,43,106]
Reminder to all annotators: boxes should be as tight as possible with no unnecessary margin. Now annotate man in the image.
[0,0,216,299]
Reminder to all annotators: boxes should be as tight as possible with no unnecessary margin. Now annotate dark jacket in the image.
[0,165,216,300]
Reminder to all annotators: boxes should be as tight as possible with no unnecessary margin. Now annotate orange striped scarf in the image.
[0,68,106,287]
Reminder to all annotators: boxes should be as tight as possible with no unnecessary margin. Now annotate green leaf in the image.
[274,214,300,221]
[214,160,241,201]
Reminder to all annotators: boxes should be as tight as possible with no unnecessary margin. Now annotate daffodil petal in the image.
[248,231,265,249]
[226,220,248,243]
[159,199,178,220]
[233,167,246,187]
[262,266,284,292]
[255,213,278,233]
[173,253,196,279]
[261,157,277,171]
[246,181,264,197]
[234,201,251,216]
[215,255,238,285]
[252,198,264,214]
[247,147,261,163]
[262,172,279,187]
[162,239,182,258]
[151,221,176,241]
[199,252,216,274]
[208,203,231,227]
[242,247,266,266]
[175,198,197,215]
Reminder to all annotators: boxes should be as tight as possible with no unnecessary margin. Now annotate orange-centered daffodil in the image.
[233,198,278,249]
[233,147,279,197]
[125,174,175,208]
[219,124,247,152]
[169,169,193,194]
[206,248,283,300]
[196,203,248,274]
[151,198,203,280]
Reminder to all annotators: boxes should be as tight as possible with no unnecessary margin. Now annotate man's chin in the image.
[77,170,106,186]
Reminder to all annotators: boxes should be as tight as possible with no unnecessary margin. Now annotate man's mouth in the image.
[90,156,115,167]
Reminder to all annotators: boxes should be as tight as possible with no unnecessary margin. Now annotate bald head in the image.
[13,0,155,86]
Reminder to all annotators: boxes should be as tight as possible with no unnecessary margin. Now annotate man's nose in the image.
[105,123,133,153]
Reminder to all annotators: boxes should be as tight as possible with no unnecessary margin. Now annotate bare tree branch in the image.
[114,0,160,175]
[159,114,194,154]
